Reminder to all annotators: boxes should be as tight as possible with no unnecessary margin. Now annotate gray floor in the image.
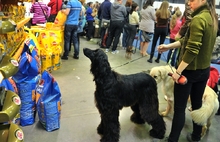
[22,38,220,142]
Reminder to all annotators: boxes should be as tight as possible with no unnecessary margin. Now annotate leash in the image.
[161,52,187,85]
[112,56,144,70]
[161,53,176,73]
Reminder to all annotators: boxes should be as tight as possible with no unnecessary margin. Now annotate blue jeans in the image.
[63,24,79,57]
[168,67,210,142]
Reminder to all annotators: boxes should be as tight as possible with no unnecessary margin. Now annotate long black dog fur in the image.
[83,48,166,142]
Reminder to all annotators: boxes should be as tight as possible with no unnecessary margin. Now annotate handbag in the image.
[38,2,48,21]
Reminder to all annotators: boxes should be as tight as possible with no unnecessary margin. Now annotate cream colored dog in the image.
[150,65,175,116]
[150,65,219,137]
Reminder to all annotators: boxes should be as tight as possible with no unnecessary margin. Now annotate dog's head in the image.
[126,46,133,53]
[83,48,111,76]
[150,66,172,83]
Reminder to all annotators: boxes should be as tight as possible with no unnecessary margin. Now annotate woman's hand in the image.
[157,44,169,53]
[172,72,181,84]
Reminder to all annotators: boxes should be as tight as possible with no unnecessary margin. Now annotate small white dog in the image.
[150,65,219,137]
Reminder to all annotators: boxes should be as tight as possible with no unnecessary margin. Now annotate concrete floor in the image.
[22,37,220,142]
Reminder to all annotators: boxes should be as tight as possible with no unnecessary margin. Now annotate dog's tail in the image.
[190,86,219,126]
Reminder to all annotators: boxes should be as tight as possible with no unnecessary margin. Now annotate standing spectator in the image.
[138,0,156,57]
[77,0,86,47]
[105,0,126,54]
[61,0,82,60]
[30,0,49,25]
[172,7,180,15]
[85,2,97,41]
[47,0,62,22]
[97,0,112,48]
[126,2,139,50]
[147,1,170,63]
[122,0,132,49]
[158,0,218,141]
[166,10,182,67]
[167,5,173,35]
[168,5,173,15]
[94,1,100,10]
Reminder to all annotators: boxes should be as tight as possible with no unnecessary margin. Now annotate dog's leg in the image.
[139,102,166,139]
[161,100,172,117]
[201,125,207,138]
[97,119,104,135]
[200,118,211,138]
[206,118,212,129]
[100,110,120,142]
[130,103,145,124]
[129,53,132,59]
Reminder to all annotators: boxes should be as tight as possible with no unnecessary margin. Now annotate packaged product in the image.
[36,71,61,132]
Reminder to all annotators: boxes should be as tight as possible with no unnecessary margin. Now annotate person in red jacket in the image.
[47,0,62,22]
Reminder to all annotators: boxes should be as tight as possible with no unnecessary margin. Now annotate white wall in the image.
[153,1,185,14]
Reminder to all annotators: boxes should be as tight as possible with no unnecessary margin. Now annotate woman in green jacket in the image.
[158,0,218,141]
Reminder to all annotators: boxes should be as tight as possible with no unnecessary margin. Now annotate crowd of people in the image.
[28,0,220,141]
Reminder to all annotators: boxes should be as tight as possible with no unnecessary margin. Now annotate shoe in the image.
[187,133,200,142]
[147,59,152,63]
[111,50,119,54]
[105,49,109,53]
[73,55,79,59]
[88,38,93,42]
[100,45,105,49]
[61,56,68,60]
[155,59,160,63]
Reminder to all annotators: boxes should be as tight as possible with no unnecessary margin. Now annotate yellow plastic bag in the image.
[54,11,67,26]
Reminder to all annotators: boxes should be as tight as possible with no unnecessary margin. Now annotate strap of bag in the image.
[38,2,48,20]
[56,0,58,13]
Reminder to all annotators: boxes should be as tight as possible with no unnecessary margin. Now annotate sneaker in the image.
[187,133,200,142]
[88,38,93,42]
[61,56,68,60]
[73,55,79,59]
[105,49,109,53]
[111,50,119,54]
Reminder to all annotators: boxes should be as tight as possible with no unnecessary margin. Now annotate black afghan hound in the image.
[83,48,166,142]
